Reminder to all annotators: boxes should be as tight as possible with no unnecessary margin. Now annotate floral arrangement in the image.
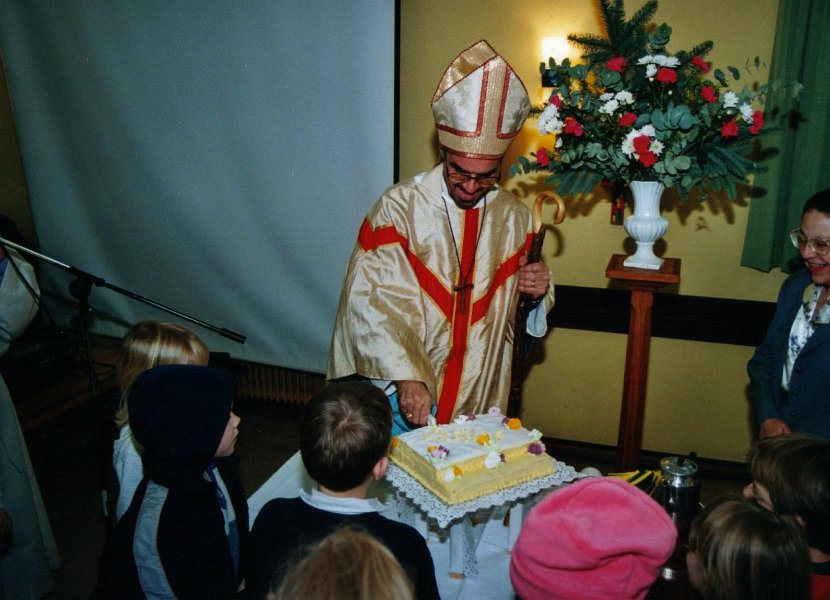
[510,0,796,199]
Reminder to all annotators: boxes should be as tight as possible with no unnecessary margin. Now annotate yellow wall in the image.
[401,0,786,461]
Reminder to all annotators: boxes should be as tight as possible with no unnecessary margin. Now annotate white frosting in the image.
[399,415,536,470]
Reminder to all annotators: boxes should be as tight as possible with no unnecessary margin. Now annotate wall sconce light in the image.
[540,36,570,87]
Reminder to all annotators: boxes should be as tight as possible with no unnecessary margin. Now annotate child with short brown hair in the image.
[744,434,830,599]
[246,381,439,600]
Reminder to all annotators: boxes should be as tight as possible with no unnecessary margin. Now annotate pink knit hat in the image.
[510,477,677,600]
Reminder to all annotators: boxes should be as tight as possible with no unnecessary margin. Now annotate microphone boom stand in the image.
[0,235,246,526]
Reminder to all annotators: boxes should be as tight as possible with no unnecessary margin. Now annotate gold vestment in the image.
[328,165,554,421]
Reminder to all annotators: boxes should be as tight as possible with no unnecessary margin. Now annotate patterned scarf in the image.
[782,284,830,389]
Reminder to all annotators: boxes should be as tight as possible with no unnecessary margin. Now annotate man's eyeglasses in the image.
[445,170,499,187]
[790,229,830,256]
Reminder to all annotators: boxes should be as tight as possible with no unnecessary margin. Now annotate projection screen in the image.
[0,1,395,374]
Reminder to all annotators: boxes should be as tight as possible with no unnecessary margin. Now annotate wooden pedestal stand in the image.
[606,254,681,471]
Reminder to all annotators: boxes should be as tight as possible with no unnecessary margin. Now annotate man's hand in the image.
[396,380,433,425]
[759,418,792,439]
[518,255,551,299]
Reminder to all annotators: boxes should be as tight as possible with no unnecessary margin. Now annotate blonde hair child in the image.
[272,527,414,600]
[112,321,209,519]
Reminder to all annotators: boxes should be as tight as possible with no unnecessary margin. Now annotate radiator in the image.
[236,362,326,404]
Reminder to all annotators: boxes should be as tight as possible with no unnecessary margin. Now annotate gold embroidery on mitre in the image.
[431,40,530,159]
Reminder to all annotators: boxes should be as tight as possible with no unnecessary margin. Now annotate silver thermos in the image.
[658,455,700,530]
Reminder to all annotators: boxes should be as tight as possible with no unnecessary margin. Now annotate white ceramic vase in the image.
[623,181,668,270]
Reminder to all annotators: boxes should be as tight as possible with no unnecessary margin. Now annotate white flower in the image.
[645,64,658,80]
[555,137,563,149]
[600,92,614,101]
[722,91,739,109]
[528,428,543,441]
[599,98,620,115]
[442,469,456,482]
[487,406,501,416]
[454,415,469,424]
[639,124,656,138]
[621,136,636,157]
[537,103,564,135]
[637,54,679,68]
[739,102,754,123]
[615,90,634,105]
[650,140,665,156]
[484,451,503,469]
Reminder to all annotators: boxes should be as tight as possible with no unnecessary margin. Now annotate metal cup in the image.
[658,456,700,530]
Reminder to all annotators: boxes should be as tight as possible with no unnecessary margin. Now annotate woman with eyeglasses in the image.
[748,188,830,441]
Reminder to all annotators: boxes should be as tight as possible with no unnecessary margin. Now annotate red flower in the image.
[549,95,563,108]
[701,85,718,103]
[655,67,678,84]
[692,55,710,72]
[749,110,764,135]
[633,135,652,154]
[563,117,583,136]
[618,112,638,127]
[606,56,627,72]
[638,151,658,167]
[720,119,739,139]
[536,147,550,168]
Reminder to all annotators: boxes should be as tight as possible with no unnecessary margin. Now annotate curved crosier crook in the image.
[532,191,566,234]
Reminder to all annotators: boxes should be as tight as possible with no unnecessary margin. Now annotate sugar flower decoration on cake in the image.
[503,417,522,430]
[426,445,450,466]
[510,0,801,199]
[528,442,547,456]
[442,465,463,482]
[487,406,502,416]
[476,432,491,446]
[454,413,477,424]
[484,451,506,469]
[528,429,543,441]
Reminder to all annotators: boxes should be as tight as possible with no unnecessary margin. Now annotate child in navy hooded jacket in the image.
[93,364,248,598]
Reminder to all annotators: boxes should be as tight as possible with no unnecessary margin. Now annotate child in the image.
[509,477,677,600]
[744,434,830,599]
[113,321,209,519]
[93,364,248,598]
[686,497,810,600]
[271,527,414,600]
[245,381,439,600]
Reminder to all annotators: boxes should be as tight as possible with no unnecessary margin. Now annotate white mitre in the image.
[431,40,530,159]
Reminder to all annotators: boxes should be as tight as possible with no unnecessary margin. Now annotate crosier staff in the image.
[507,192,565,418]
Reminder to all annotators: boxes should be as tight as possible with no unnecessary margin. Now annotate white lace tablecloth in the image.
[386,458,579,529]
